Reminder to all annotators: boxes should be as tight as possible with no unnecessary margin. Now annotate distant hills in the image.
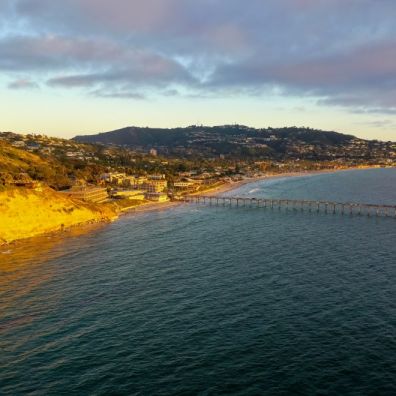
[74,125,355,147]
[74,125,395,162]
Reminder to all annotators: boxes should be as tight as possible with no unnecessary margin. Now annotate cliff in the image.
[0,187,118,244]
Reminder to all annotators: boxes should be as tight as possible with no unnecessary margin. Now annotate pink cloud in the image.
[3,0,396,112]
[8,78,38,89]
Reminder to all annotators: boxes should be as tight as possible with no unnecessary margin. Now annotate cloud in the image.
[352,108,396,115]
[90,88,146,100]
[8,78,39,90]
[0,35,125,70]
[0,34,196,92]
[208,38,396,112]
[355,119,396,130]
[47,74,101,88]
[46,54,195,88]
[1,0,396,110]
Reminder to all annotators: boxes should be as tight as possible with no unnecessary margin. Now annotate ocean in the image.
[1,168,395,395]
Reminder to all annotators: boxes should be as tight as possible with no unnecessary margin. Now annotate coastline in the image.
[0,166,388,249]
[98,166,373,218]
[195,167,355,197]
[119,200,181,216]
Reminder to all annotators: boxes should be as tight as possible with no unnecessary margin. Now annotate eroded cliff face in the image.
[0,187,117,244]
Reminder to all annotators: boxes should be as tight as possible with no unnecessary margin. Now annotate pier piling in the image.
[184,195,395,219]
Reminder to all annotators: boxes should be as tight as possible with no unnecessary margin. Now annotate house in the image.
[145,192,169,202]
[173,181,195,189]
[112,190,145,200]
[148,174,166,180]
[122,176,136,188]
[62,186,108,203]
[12,140,26,148]
[100,172,127,185]
[144,179,168,192]
[133,176,148,188]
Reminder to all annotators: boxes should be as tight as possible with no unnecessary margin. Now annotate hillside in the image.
[0,138,53,172]
[74,125,395,162]
[0,139,69,188]
[0,187,117,244]
[74,125,355,146]
[0,138,121,244]
[0,135,123,189]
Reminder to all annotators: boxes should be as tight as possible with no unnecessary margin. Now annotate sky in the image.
[1,0,396,141]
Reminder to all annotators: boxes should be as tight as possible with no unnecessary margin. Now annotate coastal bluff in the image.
[0,187,117,244]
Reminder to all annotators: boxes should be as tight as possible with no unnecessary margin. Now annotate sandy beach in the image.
[120,200,181,216]
[195,168,356,197]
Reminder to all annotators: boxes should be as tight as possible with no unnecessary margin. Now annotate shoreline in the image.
[71,166,382,219]
[195,167,359,197]
[0,166,390,249]
[119,200,182,217]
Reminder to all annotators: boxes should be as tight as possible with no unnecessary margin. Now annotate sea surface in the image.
[1,168,396,395]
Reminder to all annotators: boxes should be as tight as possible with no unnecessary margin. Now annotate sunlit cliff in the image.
[0,187,117,244]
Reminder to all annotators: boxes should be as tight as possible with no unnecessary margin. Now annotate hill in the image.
[0,138,120,244]
[74,125,354,146]
[73,125,394,162]
[0,134,129,190]
[0,186,117,244]
[0,138,70,188]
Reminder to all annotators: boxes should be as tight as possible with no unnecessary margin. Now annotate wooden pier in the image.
[183,195,396,218]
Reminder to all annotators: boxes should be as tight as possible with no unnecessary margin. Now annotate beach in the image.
[195,168,357,197]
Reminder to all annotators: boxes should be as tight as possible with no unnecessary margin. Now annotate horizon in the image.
[1,1,396,141]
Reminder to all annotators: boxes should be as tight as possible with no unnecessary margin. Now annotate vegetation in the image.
[1,126,395,192]
[74,124,396,162]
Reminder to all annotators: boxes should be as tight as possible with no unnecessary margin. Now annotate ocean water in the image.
[1,168,395,395]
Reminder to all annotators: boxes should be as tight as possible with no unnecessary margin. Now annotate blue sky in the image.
[1,0,396,140]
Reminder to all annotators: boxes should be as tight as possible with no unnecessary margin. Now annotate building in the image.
[133,176,148,188]
[149,148,158,156]
[100,172,131,186]
[148,174,166,180]
[110,173,127,185]
[112,190,145,200]
[12,140,26,148]
[145,192,169,202]
[173,181,195,189]
[100,173,113,183]
[144,179,168,192]
[62,186,108,203]
[122,176,136,188]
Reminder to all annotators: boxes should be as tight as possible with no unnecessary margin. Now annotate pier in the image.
[183,195,396,218]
